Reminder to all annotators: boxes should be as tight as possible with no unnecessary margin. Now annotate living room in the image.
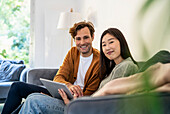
[0,0,170,113]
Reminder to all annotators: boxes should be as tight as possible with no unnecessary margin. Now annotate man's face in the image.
[74,27,94,57]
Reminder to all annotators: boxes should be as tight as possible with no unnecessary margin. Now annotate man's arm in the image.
[53,48,73,85]
[53,47,83,97]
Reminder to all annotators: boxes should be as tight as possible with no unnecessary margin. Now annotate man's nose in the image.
[80,39,85,44]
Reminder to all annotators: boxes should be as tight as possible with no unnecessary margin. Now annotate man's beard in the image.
[79,45,91,55]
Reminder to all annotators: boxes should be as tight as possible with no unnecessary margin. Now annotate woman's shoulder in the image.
[116,57,138,71]
[119,57,136,66]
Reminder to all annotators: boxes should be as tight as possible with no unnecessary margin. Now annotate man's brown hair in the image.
[69,21,95,39]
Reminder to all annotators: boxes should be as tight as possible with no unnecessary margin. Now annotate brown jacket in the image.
[53,47,101,96]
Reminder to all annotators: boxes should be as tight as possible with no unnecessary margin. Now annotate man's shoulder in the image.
[68,47,79,55]
[70,46,78,51]
[92,48,100,57]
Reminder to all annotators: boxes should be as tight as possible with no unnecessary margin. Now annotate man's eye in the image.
[76,38,81,40]
[102,44,106,47]
[84,36,89,39]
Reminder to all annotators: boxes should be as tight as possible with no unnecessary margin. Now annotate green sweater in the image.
[98,57,138,90]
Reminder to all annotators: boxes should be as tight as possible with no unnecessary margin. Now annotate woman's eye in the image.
[109,41,114,44]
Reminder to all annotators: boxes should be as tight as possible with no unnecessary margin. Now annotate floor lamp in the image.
[57,9,82,47]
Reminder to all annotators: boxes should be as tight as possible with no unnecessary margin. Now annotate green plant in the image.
[0,0,30,65]
[135,0,170,113]
[136,0,170,59]
[0,49,9,58]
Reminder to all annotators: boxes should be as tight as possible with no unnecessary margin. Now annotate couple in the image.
[2,21,138,113]
[2,21,170,114]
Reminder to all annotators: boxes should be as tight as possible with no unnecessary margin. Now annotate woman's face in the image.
[102,33,122,64]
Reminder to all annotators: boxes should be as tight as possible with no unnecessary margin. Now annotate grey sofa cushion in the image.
[0,61,26,82]
[65,92,170,114]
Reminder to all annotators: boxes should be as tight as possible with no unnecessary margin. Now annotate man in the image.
[2,21,101,114]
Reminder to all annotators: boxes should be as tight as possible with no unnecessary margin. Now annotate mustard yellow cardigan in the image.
[53,47,101,96]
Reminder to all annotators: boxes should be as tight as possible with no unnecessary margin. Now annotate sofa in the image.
[26,66,170,114]
[0,59,28,103]
[26,50,170,114]
[26,68,58,86]
[65,92,170,114]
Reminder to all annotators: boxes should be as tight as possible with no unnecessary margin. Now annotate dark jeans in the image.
[2,82,51,114]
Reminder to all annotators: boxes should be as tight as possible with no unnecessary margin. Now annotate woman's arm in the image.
[93,63,170,97]
[92,73,143,97]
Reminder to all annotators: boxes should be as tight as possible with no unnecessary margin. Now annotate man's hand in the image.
[67,84,83,97]
[58,89,78,105]
[58,89,70,104]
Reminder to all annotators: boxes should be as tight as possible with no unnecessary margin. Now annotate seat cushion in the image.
[0,82,13,99]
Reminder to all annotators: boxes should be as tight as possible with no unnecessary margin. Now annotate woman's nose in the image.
[105,44,110,50]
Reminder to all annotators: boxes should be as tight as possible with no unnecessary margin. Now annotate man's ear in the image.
[92,34,94,41]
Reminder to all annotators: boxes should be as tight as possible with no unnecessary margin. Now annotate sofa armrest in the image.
[65,92,170,114]
[19,68,29,82]
[27,68,58,86]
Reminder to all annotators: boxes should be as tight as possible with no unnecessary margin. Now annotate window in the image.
[0,0,30,66]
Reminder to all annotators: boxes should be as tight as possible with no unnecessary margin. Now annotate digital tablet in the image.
[40,78,73,100]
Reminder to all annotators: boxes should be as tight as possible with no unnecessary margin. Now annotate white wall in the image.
[30,0,82,68]
[81,0,144,61]
[80,0,170,61]
[30,0,170,68]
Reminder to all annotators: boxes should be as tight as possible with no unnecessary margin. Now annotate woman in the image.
[19,28,138,113]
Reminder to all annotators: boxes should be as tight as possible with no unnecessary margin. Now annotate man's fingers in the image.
[71,86,83,97]
[74,86,83,96]
[68,85,83,97]
[69,88,73,94]
[76,85,83,96]
[58,89,70,105]
[58,89,67,99]
[73,94,77,99]
[70,87,78,96]
[74,85,83,96]
[40,92,50,96]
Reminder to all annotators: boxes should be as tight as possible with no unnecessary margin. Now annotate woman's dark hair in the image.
[100,28,137,80]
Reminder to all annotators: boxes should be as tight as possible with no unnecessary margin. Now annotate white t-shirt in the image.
[73,54,93,89]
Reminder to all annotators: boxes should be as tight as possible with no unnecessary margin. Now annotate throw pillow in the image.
[0,59,24,65]
[0,61,26,82]
[137,50,170,73]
